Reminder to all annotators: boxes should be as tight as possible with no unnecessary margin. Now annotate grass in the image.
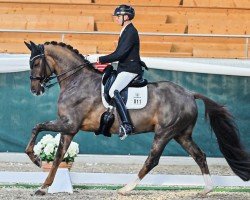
[0,184,249,193]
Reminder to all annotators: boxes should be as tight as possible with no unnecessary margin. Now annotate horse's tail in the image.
[194,93,250,181]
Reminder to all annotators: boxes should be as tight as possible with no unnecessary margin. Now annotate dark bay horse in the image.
[24,41,250,196]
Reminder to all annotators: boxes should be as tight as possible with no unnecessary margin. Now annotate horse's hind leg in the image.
[35,133,73,195]
[118,126,174,195]
[175,126,213,196]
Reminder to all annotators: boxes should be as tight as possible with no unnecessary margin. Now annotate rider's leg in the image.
[109,72,137,139]
[109,72,138,98]
[113,90,133,139]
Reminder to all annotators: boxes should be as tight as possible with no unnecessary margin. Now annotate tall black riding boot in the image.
[113,90,134,140]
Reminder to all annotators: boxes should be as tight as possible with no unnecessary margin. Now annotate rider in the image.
[97,5,144,139]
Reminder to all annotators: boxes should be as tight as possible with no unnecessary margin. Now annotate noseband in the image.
[29,44,87,89]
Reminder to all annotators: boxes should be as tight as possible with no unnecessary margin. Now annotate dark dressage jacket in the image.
[99,23,144,75]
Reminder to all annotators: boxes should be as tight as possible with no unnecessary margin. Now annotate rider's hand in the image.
[87,54,99,63]
[94,63,111,73]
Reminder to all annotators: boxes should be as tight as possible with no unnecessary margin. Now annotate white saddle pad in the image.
[101,85,148,109]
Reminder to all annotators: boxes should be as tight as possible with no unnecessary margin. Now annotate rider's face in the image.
[114,15,129,25]
[114,15,123,25]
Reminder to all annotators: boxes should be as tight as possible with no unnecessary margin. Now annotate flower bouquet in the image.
[34,134,79,171]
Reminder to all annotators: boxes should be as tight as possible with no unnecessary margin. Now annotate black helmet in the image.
[113,5,135,20]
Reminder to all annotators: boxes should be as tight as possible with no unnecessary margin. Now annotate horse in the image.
[24,41,250,196]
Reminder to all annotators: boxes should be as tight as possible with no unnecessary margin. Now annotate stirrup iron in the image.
[119,125,128,140]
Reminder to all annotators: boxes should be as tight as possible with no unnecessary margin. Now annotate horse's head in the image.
[24,41,55,96]
[25,41,103,95]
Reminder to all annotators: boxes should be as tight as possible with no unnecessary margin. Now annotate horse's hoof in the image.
[196,192,207,198]
[34,189,46,196]
[117,188,130,196]
[26,152,42,167]
[196,189,212,198]
[117,190,127,196]
[34,187,47,196]
[34,157,42,168]
[117,180,138,196]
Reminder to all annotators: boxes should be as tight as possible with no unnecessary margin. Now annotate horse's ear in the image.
[30,41,37,50]
[24,41,32,51]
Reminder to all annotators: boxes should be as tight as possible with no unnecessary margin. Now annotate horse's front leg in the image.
[25,117,78,167]
[25,123,44,167]
[35,134,74,195]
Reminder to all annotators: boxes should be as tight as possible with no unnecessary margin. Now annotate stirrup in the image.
[119,125,128,140]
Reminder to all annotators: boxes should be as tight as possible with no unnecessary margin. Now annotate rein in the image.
[29,45,88,89]
[43,63,86,89]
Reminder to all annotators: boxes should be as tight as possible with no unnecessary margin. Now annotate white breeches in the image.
[109,71,138,98]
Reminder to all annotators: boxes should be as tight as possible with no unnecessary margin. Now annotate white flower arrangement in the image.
[34,134,79,163]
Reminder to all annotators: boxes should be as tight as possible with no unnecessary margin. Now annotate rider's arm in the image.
[99,31,136,64]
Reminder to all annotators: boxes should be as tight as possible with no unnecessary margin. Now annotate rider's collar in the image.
[120,22,131,36]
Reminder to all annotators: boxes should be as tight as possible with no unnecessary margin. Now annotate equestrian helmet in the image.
[113,5,135,20]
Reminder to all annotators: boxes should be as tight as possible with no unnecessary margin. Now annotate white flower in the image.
[34,141,42,156]
[40,134,54,147]
[34,134,79,162]
[66,142,79,158]
[64,151,69,159]
[54,133,61,145]
[44,143,55,156]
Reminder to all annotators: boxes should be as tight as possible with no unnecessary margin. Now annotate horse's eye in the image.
[34,63,39,67]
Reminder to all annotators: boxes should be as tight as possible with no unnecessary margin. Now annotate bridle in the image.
[29,44,88,89]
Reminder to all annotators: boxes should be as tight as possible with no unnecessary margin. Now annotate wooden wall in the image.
[0,0,249,58]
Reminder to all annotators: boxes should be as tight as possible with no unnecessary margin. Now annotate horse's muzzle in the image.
[31,85,45,96]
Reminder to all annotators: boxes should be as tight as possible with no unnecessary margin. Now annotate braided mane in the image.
[44,41,102,74]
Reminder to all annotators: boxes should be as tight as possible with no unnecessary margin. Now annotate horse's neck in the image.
[57,66,102,96]
[49,47,102,97]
